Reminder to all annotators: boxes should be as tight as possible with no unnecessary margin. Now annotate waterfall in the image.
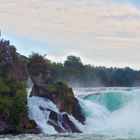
[27,86,140,137]
[77,89,140,136]
[28,96,58,134]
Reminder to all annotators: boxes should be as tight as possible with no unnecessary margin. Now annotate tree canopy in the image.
[49,55,140,87]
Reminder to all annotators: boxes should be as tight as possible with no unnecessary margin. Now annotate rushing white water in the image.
[76,88,140,137]
[26,77,33,98]
[28,96,57,134]
[27,78,82,134]
[28,96,82,134]
[27,87,140,138]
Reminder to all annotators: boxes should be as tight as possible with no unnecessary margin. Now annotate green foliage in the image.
[55,82,68,95]
[28,53,50,76]
[0,39,29,133]
[0,61,13,77]
[29,120,37,128]
[50,55,140,87]
[64,55,83,68]
[8,92,26,131]
[46,83,57,92]
[46,81,68,94]
[0,79,11,95]
[0,96,12,120]
[28,53,46,66]
[0,76,27,132]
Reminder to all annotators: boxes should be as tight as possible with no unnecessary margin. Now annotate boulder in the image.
[39,107,82,133]
[23,119,40,134]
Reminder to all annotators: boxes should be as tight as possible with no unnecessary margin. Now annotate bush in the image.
[0,79,11,96]
[8,93,26,131]
[0,96,12,120]
[0,76,27,132]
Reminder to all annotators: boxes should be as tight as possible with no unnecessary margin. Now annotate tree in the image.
[64,55,83,68]
[28,53,50,76]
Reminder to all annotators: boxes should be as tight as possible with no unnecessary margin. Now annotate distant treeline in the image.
[48,55,140,87]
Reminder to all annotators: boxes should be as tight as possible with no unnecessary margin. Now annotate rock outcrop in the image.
[0,39,29,81]
[22,117,41,134]
[28,54,86,126]
[39,107,81,133]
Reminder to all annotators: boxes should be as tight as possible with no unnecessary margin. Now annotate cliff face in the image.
[0,40,28,81]
[0,39,39,134]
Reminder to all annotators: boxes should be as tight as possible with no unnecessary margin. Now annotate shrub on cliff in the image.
[0,79,11,95]
[8,90,26,132]
[0,40,28,133]
[0,96,12,120]
[0,77,27,133]
[28,53,50,77]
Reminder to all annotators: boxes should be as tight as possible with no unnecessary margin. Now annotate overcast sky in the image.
[0,0,140,69]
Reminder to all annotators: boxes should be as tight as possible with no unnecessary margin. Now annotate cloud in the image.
[0,0,140,69]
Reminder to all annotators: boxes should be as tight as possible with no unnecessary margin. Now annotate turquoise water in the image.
[84,91,131,112]
[78,88,140,138]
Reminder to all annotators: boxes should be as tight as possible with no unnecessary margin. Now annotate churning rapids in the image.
[2,87,140,140]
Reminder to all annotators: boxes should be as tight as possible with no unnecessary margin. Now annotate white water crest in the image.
[76,88,140,137]
[26,77,82,134]
[28,96,82,134]
[26,77,33,98]
[28,96,58,134]
[27,87,140,137]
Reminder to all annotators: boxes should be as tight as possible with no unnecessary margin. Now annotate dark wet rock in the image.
[39,107,82,133]
[34,81,86,125]
[23,119,40,134]
[22,113,41,134]
[0,120,8,134]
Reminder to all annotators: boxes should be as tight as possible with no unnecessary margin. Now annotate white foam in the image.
[77,89,140,136]
[27,87,140,136]
[28,96,58,134]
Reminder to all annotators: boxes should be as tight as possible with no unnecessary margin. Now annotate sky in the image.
[0,0,140,69]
